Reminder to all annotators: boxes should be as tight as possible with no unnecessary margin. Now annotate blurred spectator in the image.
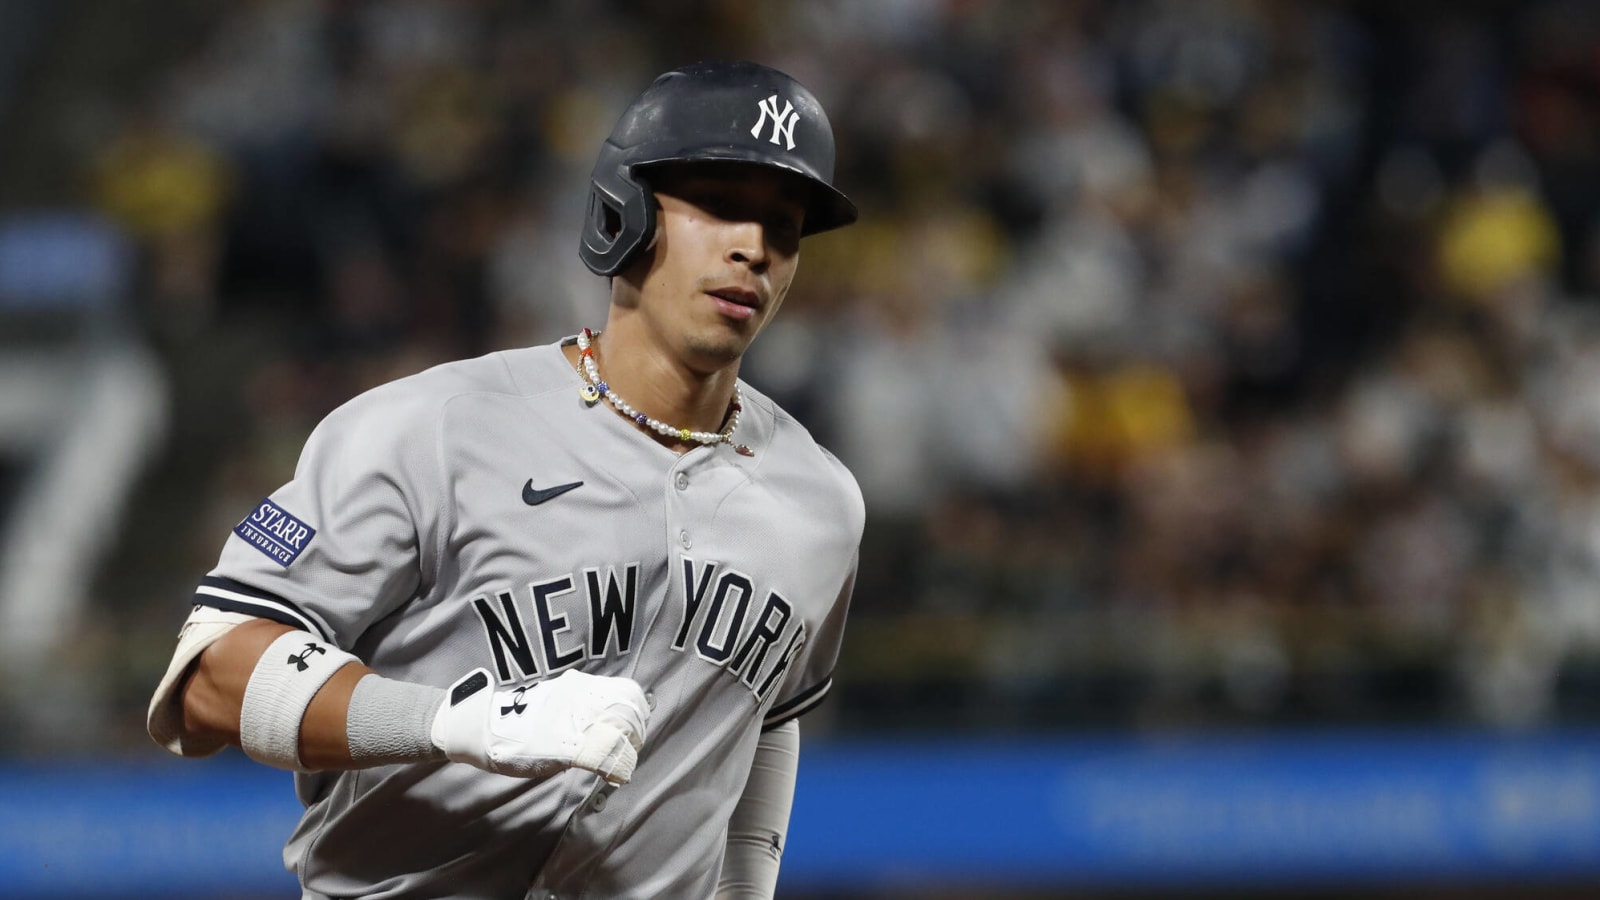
[28,0,1600,749]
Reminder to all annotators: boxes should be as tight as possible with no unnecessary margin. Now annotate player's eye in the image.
[766,213,802,247]
[692,188,744,221]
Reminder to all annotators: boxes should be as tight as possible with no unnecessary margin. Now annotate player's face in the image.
[627,163,807,371]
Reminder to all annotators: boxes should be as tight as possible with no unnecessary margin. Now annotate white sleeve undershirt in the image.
[717,719,800,899]
[147,606,256,756]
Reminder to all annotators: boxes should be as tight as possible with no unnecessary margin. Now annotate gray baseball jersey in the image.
[192,337,863,899]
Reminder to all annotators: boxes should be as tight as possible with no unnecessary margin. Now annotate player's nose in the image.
[724,220,770,271]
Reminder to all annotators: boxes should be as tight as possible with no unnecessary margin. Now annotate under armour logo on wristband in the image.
[287,643,326,671]
[501,686,529,717]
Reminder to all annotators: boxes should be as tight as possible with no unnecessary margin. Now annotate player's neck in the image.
[569,318,741,441]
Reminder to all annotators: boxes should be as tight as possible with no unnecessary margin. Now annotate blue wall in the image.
[5,730,1600,897]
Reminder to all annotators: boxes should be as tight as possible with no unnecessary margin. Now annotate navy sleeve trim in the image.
[762,675,831,730]
[192,575,333,643]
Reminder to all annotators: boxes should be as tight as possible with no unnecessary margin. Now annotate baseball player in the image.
[146,60,862,900]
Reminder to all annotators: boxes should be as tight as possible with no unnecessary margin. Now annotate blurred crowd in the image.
[76,0,1600,740]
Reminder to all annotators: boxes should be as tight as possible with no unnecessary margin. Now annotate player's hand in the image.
[430,668,651,784]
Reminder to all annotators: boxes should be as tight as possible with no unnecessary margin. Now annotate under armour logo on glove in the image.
[431,667,651,784]
[287,643,326,671]
[501,686,529,717]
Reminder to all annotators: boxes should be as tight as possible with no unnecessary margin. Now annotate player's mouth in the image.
[705,286,762,322]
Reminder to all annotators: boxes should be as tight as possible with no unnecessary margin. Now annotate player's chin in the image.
[684,325,756,367]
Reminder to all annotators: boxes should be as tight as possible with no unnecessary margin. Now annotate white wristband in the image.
[346,674,446,766]
[240,630,357,771]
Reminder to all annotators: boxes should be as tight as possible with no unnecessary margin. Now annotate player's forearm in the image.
[180,617,374,769]
[300,663,372,768]
[717,720,799,899]
[169,615,646,782]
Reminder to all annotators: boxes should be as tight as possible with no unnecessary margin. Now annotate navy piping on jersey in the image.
[762,675,831,730]
[192,575,333,643]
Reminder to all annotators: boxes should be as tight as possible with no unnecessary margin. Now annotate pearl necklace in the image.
[575,329,753,456]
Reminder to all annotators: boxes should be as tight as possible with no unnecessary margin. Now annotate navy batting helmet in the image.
[579,60,858,277]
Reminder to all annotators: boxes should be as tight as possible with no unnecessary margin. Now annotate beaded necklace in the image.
[575,328,753,456]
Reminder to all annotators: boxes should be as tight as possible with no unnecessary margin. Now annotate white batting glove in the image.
[430,668,651,784]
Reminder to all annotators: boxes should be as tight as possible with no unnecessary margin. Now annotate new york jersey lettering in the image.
[674,556,805,703]
[470,563,641,683]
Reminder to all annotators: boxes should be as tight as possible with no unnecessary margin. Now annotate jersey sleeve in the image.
[761,446,864,730]
[192,383,448,649]
[760,549,856,730]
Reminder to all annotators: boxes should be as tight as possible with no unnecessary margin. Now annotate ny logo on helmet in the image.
[751,94,799,150]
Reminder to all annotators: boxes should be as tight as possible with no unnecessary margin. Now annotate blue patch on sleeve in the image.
[233,499,317,567]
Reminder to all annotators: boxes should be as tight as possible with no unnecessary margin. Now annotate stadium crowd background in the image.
[3,0,1600,760]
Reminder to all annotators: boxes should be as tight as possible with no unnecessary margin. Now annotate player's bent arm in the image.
[717,720,800,900]
[178,617,378,770]
[154,610,652,782]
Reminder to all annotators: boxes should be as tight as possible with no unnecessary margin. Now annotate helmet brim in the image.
[632,150,858,236]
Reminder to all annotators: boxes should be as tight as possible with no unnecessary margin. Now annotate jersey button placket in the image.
[671,464,693,550]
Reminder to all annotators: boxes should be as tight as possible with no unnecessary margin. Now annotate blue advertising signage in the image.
[3,729,1599,896]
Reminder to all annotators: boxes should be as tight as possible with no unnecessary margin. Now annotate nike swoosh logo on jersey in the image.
[523,480,584,505]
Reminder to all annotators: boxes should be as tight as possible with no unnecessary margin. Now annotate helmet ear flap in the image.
[579,145,657,277]
[589,191,622,243]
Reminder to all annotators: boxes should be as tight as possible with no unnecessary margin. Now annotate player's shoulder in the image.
[740,382,865,523]
[327,342,568,424]
[298,344,572,464]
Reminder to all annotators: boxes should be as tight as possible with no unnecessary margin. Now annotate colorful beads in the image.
[575,329,746,453]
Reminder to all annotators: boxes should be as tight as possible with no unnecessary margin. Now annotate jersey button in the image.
[591,792,608,812]
[644,690,656,710]
[679,530,692,549]
[675,472,689,491]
